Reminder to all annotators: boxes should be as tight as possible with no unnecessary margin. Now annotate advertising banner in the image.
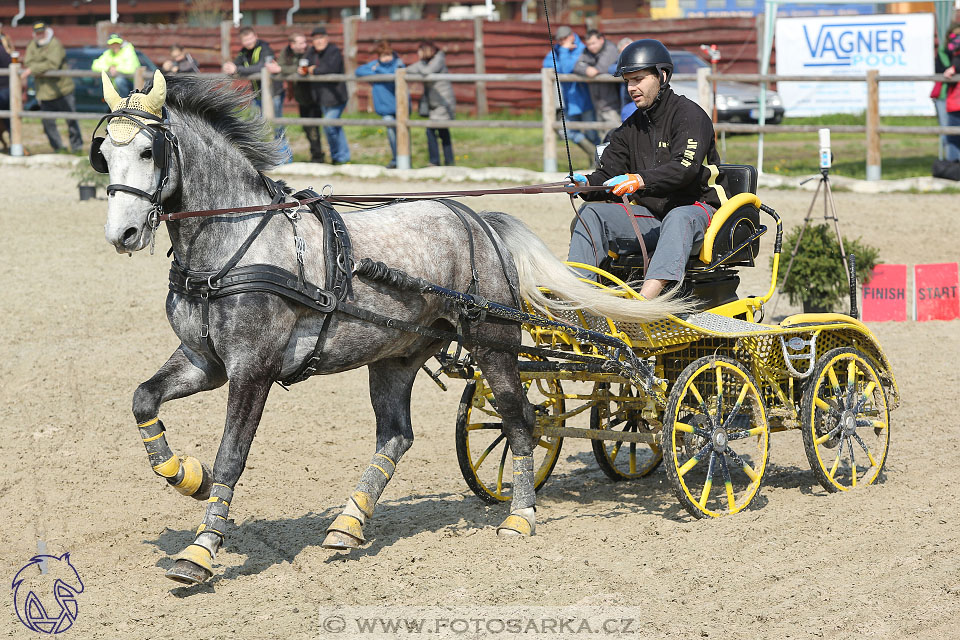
[775,13,935,116]
[861,264,907,322]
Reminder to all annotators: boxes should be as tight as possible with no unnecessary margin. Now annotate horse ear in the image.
[143,70,167,113]
[102,72,122,111]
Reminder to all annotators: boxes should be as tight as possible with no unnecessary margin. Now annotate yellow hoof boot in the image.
[496,513,535,538]
[167,544,214,585]
[322,514,365,550]
[172,456,206,497]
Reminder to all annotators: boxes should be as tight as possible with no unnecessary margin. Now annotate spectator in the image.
[542,26,597,160]
[938,23,960,161]
[22,21,82,153]
[611,37,638,121]
[355,40,406,168]
[574,30,621,137]
[279,32,325,163]
[407,40,455,167]
[92,33,140,97]
[222,27,291,163]
[306,27,350,164]
[161,44,199,74]
[0,23,12,151]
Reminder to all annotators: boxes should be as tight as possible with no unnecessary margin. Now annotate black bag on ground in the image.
[933,159,960,181]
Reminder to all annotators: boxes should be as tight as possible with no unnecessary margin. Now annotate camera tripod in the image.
[773,168,858,318]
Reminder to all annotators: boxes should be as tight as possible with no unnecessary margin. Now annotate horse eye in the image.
[140,148,153,160]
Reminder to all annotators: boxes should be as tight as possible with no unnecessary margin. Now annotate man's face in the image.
[624,68,661,109]
[312,35,328,52]
[379,53,393,64]
[559,34,576,50]
[585,35,604,55]
[109,43,121,54]
[171,47,185,60]
[33,29,45,40]
[290,36,307,54]
[240,32,257,50]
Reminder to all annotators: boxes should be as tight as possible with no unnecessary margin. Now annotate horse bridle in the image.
[90,105,182,235]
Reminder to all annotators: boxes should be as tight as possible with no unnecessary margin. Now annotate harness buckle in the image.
[206,275,221,291]
[200,323,209,338]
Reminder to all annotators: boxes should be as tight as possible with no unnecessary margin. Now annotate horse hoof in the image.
[321,530,362,551]
[496,513,535,538]
[165,559,212,585]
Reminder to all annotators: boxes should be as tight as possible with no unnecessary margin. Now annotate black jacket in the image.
[308,43,348,107]
[583,86,729,218]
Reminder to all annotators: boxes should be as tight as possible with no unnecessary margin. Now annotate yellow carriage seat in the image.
[603,164,766,309]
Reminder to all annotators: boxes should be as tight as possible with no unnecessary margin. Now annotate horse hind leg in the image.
[322,357,420,551]
[133,346,227,501]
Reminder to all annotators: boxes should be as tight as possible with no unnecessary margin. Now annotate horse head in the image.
[96,69,179,253]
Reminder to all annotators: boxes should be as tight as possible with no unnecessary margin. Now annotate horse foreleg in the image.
[166,373,272,585]
[472,346,538,538]
[322,358,419,551]
[133,346,227,500]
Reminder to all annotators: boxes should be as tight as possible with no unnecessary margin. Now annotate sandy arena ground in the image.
[2,164,959,639]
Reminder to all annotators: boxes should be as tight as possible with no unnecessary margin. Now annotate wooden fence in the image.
[2,65,958,180]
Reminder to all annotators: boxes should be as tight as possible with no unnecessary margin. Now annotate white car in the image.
[670,50,785,124]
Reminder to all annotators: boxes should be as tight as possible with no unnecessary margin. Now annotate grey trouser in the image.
[39,94,82,152]
[568,201,713,282]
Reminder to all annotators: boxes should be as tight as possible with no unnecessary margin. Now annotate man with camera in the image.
[568,39,729,299]
[279,32,325,163]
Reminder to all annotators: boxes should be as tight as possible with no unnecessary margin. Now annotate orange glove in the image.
[603,173,643,196]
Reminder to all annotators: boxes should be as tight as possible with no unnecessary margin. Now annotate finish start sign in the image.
[861,264,907,322]
[915,263,960,322]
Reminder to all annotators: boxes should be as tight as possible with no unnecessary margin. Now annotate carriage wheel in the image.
[801,347,890,493]
[590,383,662,480]
[663,355,769,519]
[455,371,564,505]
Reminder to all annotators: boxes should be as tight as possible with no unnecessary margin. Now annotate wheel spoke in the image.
[467,422,503,431]
[827,364,841,396]
[496,445,508,494]
[720,382,751,431]
[475,433,505,467]
[689,382,707,414]
[725,447,760,483]
[698,451,716,508]
[846,359,858,407]
[536,438,554,450]
[610,440,623,462]
[849,438,857,487]
[814,396,842,417]
[814,424,841,446]
[728,425,765,440]
[675,421,695,433]
[629,443,637,475]
[719,453,735,511]
[715,366,724,422]
[827,440,843,480]
[851,431,878,467]
[678,442,713,477]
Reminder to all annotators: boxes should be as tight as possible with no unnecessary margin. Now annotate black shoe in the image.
[385,161,397,169]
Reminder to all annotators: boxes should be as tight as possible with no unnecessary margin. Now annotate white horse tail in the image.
[480,211,695,323]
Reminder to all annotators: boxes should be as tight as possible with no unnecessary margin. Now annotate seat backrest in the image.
[720,164,758,197]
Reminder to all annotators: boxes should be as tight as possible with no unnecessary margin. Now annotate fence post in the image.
[541,68,557,173]
[865,69,881,181]
[260,68,275,122]
[473,17,488,117]
[133,66,145,90]
[9,63,23,157]
[395,68,411,170]
[220,21,232,66]
[343,15,359,114]
[696,66,713,117]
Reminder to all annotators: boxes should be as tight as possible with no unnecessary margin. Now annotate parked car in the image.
[670,50,784,124]
[25,46,159,113]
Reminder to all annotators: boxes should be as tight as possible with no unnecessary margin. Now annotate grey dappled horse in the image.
[97,71,686,585]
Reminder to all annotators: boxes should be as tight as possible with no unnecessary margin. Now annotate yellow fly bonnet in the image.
[101,69,167,144]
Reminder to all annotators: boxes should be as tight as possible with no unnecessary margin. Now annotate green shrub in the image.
[69,161,111,188]
[773,224,880,310]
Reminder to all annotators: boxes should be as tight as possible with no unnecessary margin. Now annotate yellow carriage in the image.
[446,165,898,519]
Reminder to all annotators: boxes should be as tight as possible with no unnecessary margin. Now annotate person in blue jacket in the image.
[542,26,598,160]
[355,40,406,168]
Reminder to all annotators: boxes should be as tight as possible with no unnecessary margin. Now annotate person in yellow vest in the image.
[92,33,140,97]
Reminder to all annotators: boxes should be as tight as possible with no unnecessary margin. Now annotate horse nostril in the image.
[121,227,139,245]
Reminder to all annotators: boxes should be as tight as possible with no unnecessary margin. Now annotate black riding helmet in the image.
[614,38,674,86]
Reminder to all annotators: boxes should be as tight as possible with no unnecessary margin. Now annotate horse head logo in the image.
[11,553,84,634]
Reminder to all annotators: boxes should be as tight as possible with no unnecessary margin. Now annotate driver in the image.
[568,39,729,299]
